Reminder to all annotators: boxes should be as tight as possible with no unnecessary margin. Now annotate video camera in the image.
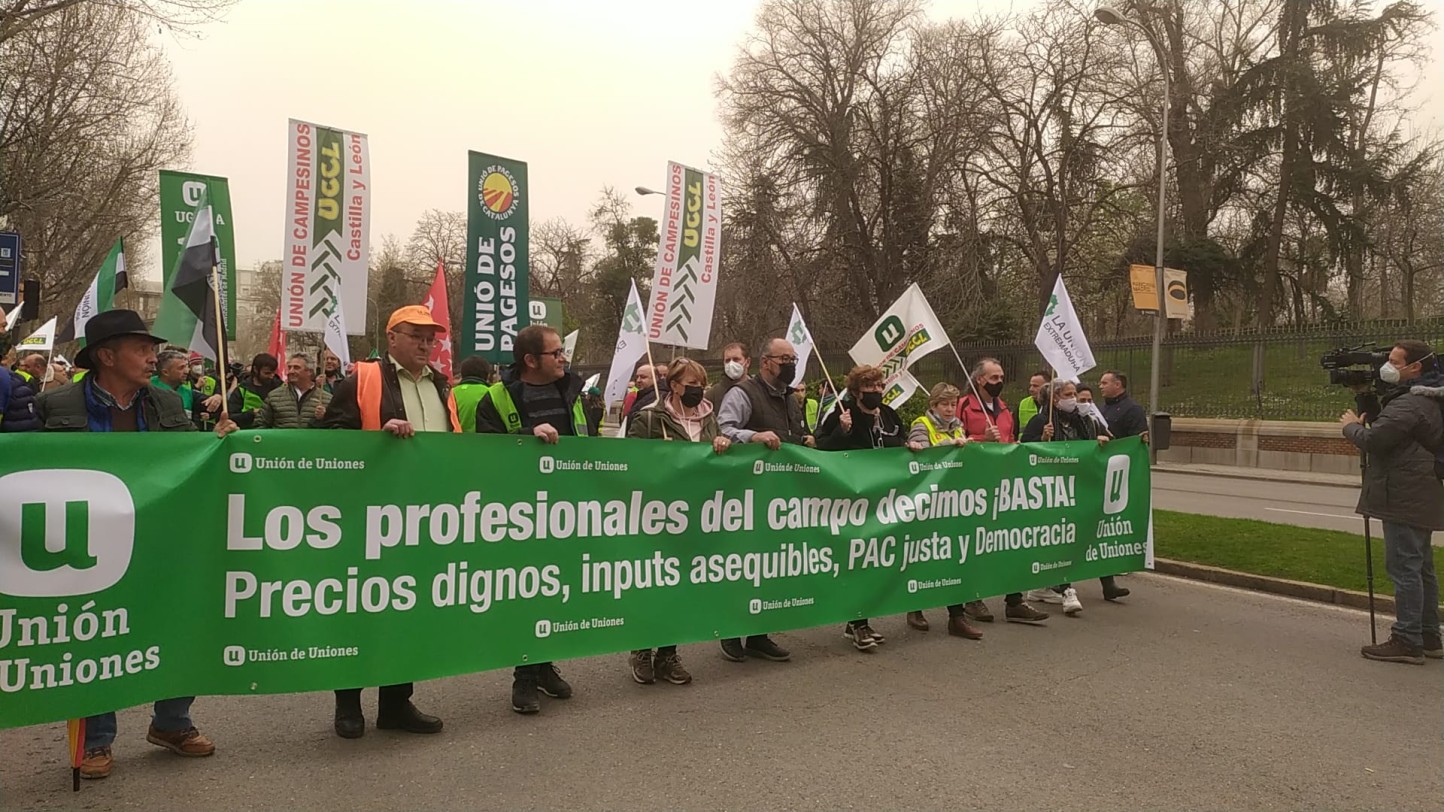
[1319,344,1390,388]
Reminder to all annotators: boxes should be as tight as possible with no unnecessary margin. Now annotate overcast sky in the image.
[154,0,1444,276]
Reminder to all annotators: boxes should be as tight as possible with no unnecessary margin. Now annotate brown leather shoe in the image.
[963,600,995,623]
[79,747,112,780]
[906,611,929,631]
[146,726,216,757]
[947,614,984,639]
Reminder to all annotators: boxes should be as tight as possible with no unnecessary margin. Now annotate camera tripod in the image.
[1359,446,1378,645]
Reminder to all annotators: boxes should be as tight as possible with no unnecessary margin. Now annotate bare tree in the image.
[0,0,233,44]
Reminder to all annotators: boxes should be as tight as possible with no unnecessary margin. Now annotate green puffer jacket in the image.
[257,385,333,429]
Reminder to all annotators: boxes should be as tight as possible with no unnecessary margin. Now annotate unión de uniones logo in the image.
[230,453,253,473]
[1103,455,1131,515]
[479,165,520,220]
[539,456,555,475]
[0,469,135,597]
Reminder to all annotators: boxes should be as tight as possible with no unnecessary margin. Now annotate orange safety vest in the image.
[355,361,461,433]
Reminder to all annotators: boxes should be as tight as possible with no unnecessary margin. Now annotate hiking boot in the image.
[376,701,443,734]
[146,725,215,757]
[907,611,930,631]
[744,635,791,661]
[1361,634,1425,665]
[1423,632,1443,659]
[537,664,573,699]
[843,623,878,651]
[963,601,995,622]
[1061,587,1083,616]
[1102,576,1130,601]
[655,652,693,685]
[79,747,112,780]
[512,672,540,714]
[720,637,747,662]
[863,624,885,644]
[947,614,984,640]
[1005,602,1050,624]
[630,650,656,684]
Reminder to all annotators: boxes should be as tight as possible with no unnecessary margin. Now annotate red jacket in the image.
[958,394,1017,443]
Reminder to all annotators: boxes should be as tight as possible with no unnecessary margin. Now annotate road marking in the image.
[1266,508,1366,521]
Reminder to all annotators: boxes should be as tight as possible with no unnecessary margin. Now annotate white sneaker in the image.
[1062,587,1083,616]
[1028,589,1064,604]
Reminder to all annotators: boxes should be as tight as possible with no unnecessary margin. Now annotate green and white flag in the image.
[645,161,722,350]
[18,316,57,353]
[59,239,128,345]
[160,171,235,339]
[282,120,370,334]
[1034,275,1095,381]
[563,329,579,363]
[604,280,647,412]
[786,303,815,389]
[323,291,351,368]
[848,283,953,408]
[154,189,225,361]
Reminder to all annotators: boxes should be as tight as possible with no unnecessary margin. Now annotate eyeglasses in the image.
[534,348,567,361]
[393,330,438,346]
[766,354,799,364]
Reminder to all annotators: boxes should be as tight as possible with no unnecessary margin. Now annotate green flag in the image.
[58,239,127,345]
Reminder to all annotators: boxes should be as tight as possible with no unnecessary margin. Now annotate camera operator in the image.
[1340,340,1444,665]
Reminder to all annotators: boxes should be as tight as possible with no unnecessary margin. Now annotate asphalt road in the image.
[2,575,1439,811]
[1153,468,1400,537]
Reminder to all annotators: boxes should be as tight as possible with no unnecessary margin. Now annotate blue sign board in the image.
[0,232,19,307]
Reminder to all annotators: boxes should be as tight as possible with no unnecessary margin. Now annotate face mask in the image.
[1379,362,1403,384]
[1056,398,1078,413]
[724,361,745,381]
[680,386,704,408]
[860,391,884,410]
[983,381,1004,398]
[777,362,797,383]
[190,364,203,377]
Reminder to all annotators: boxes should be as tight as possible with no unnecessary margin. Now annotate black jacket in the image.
[1101,393,1147,438]
[35,380,195,433]
[0,369,41,433]
[817,398,907,450]
[228,373,283,429]
[321,357,455,431]
[1344,375,1444,530]
[475,369,585,435]
[1021,408,1099,443]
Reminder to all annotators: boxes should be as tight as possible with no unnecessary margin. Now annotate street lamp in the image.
[634,186,663,197]
[1096,4,1169,461]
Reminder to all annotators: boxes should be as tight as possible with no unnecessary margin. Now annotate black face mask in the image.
[680,386,704,408]
[860,391,884,410]
[983,381,1004,398]
[776,362,797,383]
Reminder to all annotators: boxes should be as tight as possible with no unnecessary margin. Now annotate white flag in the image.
[848,283,953,408]
[18,317,57,353]
[785,303,815,389]
[1034,275,1096,380]
[604,281,648,413]
[645,161,722,349]
[323,292,351,368]
[3,305,20,332]
[563,330,579,363]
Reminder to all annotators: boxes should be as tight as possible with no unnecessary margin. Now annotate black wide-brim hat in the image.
[74,309,166,370]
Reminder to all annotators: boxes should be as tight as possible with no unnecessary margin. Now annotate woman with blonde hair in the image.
[625,356,731,685]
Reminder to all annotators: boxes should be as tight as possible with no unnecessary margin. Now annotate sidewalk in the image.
[1153,461,1358,488]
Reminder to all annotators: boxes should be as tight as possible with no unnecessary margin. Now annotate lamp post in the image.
[1096,4,1169,461]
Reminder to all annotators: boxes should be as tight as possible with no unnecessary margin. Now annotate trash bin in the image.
[1150,412,1171,451]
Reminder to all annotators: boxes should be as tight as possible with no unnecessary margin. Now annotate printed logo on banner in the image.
[1104,456,1131,514]
[752,460,765,476]
[0,470,135,597]
[229,453,253,474]
[908,461,920,475]
[748,599,763,615]
[480,166,520,219]
[539,457,555,475]
[534,620,552,638]
[222,646,246,667]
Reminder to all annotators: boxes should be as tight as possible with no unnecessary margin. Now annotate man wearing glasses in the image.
[320,304,456,738]
[716,336,817,663]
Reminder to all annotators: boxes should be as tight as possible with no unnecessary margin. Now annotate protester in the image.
[1075,383,1111,434]
[707,341,751,408]
[32,309,237,779]
[258,354,331,428]
[475,324,587,713]
[957,358,1049,624]
[43,362,69,392]
[0,337,39,433]
[320,305,454,738]
[716,336,815,663]
[1016,369,1051,429]
[188,355,225,430]
[1021,379,1112,616]
[625,357,731,684]
[817,364,923,650]
[321,349,346,393]
[1341,340,1444,664]
[621,362,650,417]
[582,385,605,436]
[451,355,495,433]
[797,383,821,433]
[1099,370,1148,441]
[150,349,195,412]
[904,383,979,637]
[227,353,281,428]
[16,352,46,383]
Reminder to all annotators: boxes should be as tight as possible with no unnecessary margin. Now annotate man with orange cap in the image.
[319,304,457,739]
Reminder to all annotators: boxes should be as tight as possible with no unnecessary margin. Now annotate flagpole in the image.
[641,341,670,441]
[946,343,997,430]
[209,261,230,418]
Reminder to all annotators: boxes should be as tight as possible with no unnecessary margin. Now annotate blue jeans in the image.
[1383,522,1441,647]
[84,697,195,750]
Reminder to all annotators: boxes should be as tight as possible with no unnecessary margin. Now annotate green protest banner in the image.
[159,170,236,339]
[0,434,1149,730]
[463,152,529,364]
[529,296,563,330]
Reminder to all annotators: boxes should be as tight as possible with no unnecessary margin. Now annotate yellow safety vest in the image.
[912,414,964,446]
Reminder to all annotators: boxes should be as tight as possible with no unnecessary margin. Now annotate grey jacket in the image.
[1343,381,1444,529]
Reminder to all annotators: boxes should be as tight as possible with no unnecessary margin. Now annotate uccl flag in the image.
[848,283,952,407]
[281,119,369,334]
[19,317,57,352]
[645,161,721,350]
[1034,275,1096,380]
[59,238,128,345]
[604,280,647,412]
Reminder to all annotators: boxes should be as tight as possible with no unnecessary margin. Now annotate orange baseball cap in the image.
[386,305,447,335]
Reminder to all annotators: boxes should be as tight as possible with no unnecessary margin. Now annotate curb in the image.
[1152,558,1444,615]
[1152,464,1357,489]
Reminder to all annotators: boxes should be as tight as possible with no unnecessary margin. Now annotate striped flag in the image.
[154,189,226,360]
[58,239,128,344]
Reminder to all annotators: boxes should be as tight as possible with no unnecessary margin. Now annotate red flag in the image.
[425,260,453,379]
[267,309,287,381]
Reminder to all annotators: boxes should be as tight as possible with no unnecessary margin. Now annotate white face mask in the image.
[1379,363,1402,384]
[724,361,745,381]
[1056,398,1078,413]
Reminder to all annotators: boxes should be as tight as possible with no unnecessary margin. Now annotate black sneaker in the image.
[537,664,573,698]
[1101,576,1131,601]
[376,701,443,734]
[511,673,540,714]
[843,624,877,651]
[744,635,791,661]
[720,637,747,662]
